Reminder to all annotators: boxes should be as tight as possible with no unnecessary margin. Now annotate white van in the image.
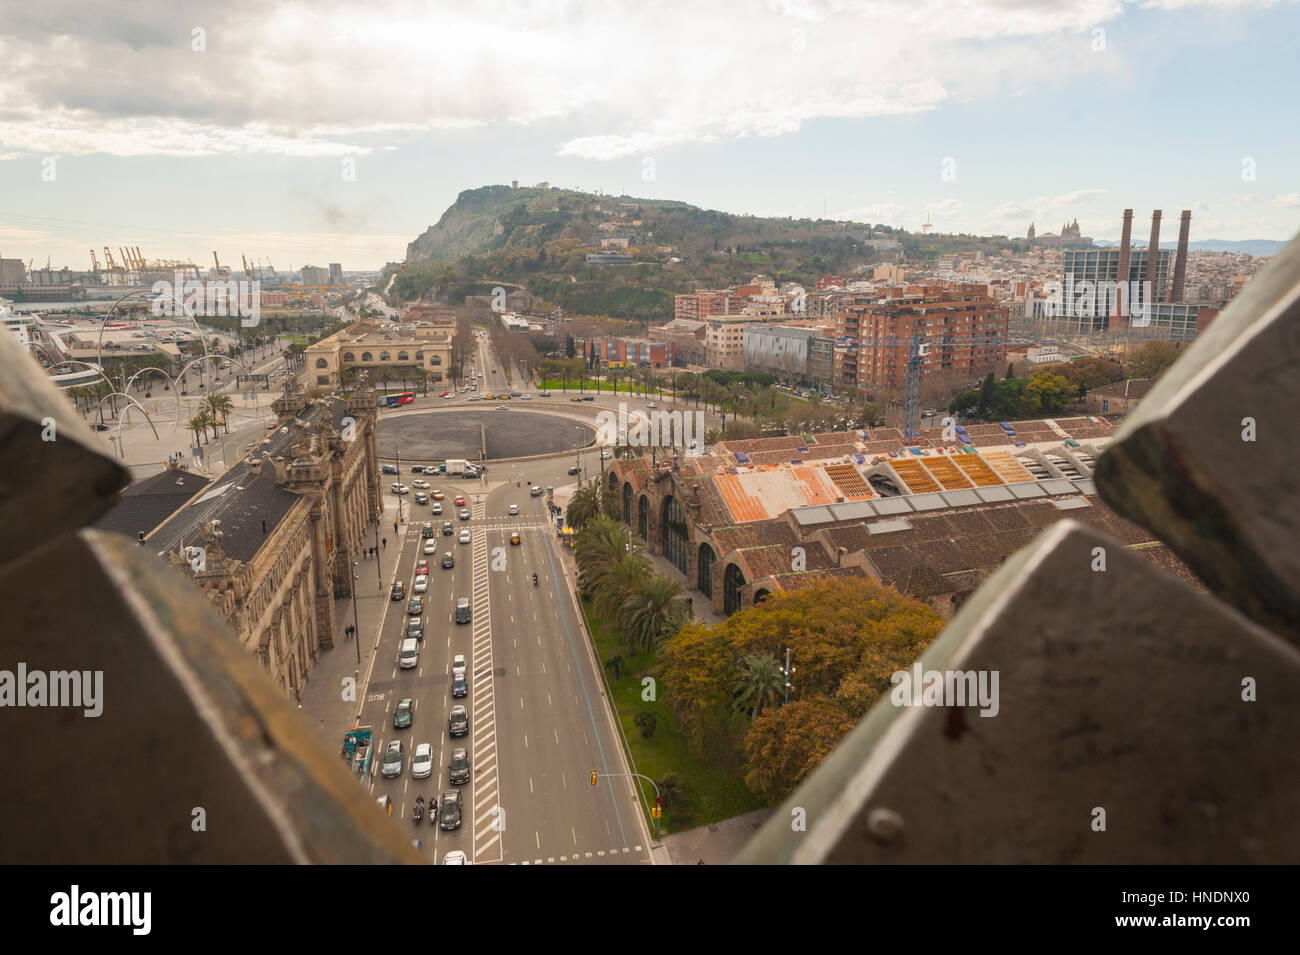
[398,638,419,669]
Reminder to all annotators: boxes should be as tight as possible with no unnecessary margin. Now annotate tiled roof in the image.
[94,468,212,541]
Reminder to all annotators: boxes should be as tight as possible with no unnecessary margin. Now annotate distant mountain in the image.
[1093,238,1286,256]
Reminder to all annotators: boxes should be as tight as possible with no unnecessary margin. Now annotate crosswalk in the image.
[470,497,503,863]
[515,846,646,865]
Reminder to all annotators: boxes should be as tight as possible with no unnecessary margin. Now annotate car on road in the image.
[402,629,423,665]
[448,704,468,737]
[390,483,409,494]
[431,502,442,515]
[455,596,471,623]
[413,574,428,594]
[508,504,519,515]
[439,790,462,829]
[468,395,483,401]
[381,464,399,474]
[380,740,404,778]
[442,521,454,535]
[408,596,424,617]
[431,490,444,500]
[393,698,413,729]
[441,850,469,865]
[510,531,521,545]
[438,391,450,398]
[581,395,595,401]
[412,479,430,489]
[568,466,581,475]
[495,404,507,410]
[414,492,428,505]
[421,522,434,539]
[458,509,470,521]
[415,560,428,575]
[448,748,471,785]
[569,396,582,402]
[600,450,612,460]
[529,485,543,497]
[410,466,427,474]
[266,422,280,431]
[423,540,437,555]
[406,617,424,641]
[453,495,466,506]
[458,528,471,544]
[391,581,406,600]
[508,392,521,398]
[520,394,533,400]
[441,552,454,569]
[411,743,433,778]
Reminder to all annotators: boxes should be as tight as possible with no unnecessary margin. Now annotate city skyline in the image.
[1,0,1297,269]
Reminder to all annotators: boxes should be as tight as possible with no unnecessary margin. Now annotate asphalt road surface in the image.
[358,467,652,865]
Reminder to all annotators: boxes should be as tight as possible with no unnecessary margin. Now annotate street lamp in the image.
[780,647,796,705]
[350,561,362,666]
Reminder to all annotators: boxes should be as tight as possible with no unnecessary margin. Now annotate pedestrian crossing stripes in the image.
[513,846,645,865]
[469,496,503,864]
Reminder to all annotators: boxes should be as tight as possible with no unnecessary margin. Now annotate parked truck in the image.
[443,458,479,478]
[342,726,373,781]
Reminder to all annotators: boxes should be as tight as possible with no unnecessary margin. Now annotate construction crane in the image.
[89,249,100,273]
[921,213,933,235]
[242,255,255,280]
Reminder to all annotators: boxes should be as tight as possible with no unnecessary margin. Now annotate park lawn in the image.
[580,597,764,835]
[536,377,679,398]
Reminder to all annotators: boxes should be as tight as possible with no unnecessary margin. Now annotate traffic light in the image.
[654,795,662,805]
[591,771,598,786]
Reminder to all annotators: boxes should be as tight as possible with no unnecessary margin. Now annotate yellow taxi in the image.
[510,531,521,545]
[431,490,444,500]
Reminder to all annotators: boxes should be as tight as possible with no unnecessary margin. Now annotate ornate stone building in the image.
[148,376,382,700]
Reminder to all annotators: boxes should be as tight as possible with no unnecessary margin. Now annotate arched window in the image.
[380,351,391,361]
[415,351,423,360]
[361,352,373,362]
[661,495,688,574]
[754,588,771,604]
[343,352,355,362]
[637,495,649,540]
[697,544,716,598]
[723,563,746,615]
[315,358,328,368]
[397,351,409,361]
[431,355,442,365]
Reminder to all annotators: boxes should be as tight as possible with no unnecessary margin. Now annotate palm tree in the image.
[731,653,786,721]
[621,574,689,654]
[206,393,234,432]
[566,478,606,532]
[189,411,212,446]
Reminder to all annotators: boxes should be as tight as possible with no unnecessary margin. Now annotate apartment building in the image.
[833,283,1009,395]
[595,336,674,368]
[649,318,708,367]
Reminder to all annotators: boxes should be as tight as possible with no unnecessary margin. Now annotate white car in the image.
[391,483,409,494]
[646,402,657,409]
[441,850,469,865]
[459,528,471,544]
[600,450,612,460]
[423,540,437,555]
[411,743,434,779]
[508,504,519,516]
[413,574,428,594]
[443,392,455,399]
[412,479,430,489]
[431,502,443,515]
[452,654,466,676]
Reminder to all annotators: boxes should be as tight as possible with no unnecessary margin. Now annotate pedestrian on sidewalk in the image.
[382,537,387,550]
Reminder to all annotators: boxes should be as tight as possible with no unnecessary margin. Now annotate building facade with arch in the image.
[305,320,454,393]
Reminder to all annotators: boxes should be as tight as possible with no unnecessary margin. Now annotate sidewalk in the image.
[661,809,775,865]
[297,497,408,748]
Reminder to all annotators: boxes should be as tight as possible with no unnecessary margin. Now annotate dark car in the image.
[391,581,406,601]
[568,466,581,475]
[448,704,468,737]
[406,617,424,641]
[380,740,404,778]
[441,552,455,569]
[381,464,399,475]
[448,747,471,785]
[407,596,423,617]
[508,392,521,398]
[451,672,468,698]
[421,522,434,539]
[581,395,595,401]
[439,790,462,830]
[442,521,454,536]
[393,698,413,729]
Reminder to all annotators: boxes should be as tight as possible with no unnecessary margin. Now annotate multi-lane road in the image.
[359,470,653,865]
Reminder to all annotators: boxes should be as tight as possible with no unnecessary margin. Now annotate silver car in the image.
[459,528,471,544]
[380,740,404,778]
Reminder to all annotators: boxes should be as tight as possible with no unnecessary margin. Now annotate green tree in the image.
[634,711,658,739]
[565,335,576,359]
[621,574,690,655]
[977,372,996,416]
[731,653,786,721]
[1125,340,1182,380]
[1023,371,1074,414]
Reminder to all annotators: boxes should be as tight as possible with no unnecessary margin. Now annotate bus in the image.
[379,391,415,408]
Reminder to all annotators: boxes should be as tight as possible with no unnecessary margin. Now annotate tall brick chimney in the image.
[1144,210,1163,309]
[1114,209,1133,320]
[1171,209,1192,303]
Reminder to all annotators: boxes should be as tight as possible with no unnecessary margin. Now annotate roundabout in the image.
[376,408,597,462]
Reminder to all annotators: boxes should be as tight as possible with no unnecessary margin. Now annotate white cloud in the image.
[927,198,964,218]
[1273,193,1300,208]
[0,0,1266,161]
[1240,193,1261,204]
[1031,189,1110,207]
[992,202,1035,219]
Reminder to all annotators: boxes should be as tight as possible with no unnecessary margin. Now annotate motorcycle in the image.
[428,800,438,825]
[532,573,538,586]
[413,800,424,824]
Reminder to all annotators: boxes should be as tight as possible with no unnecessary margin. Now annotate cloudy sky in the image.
[1,0,1297,271]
